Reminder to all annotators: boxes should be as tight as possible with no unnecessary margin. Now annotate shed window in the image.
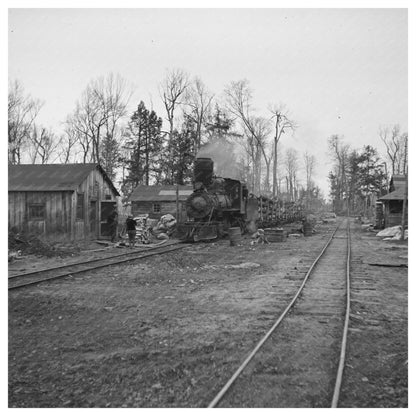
[389,200,403,214]
[76,193,84,220]
[105,194,112,200]
[28,204,45,220]
[153,203,161,213]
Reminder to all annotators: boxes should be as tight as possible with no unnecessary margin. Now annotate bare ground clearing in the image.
[8,221,407,408]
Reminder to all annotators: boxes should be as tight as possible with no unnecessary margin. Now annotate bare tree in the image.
[58,124,81,163]
[65,109,94,163]
[274,145,285,197]
[159,68,190,182]
[251,117,272,193]
[328,135,350,197]
[8,80,43,164]
[328,135,351,213]
[224,79,253,129]
[269,105,296,197]
[303,151,316,208]
[379,125,402,176]
[397,132,408,175]
[240,122,268,193]
[28,125,61,164]
[184,77,214,154]
[224,80,272,194]
[65,73,131,165]
[285,148,299,201]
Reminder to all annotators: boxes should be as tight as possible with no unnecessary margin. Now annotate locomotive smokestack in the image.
[194,158,214,187]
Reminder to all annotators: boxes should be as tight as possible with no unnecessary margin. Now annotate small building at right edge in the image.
[377,174,408,229]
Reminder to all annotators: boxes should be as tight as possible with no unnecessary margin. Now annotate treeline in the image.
[13,70,408,212]
[8,70,325,207]
[327,129,408,216]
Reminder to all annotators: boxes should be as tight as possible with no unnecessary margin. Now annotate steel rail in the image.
[207,222,342,408]
[331,218,351,407]
[8,240,179,280]
[9,244,190,290]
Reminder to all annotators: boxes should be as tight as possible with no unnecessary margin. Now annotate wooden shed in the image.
[378,174,408,228]
[128,185,193,221]
[8,164,120,241]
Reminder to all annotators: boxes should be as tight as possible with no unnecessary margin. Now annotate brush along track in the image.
[208,218,351,408]
[8,242,190,290]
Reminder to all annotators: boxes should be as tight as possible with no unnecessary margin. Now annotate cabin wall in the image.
[384,200,408,228]
[8,191,73,239]
[76,169,118,239]
[8,168,119,241]
[132,201,187,220]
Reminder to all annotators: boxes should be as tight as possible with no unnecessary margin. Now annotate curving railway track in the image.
[208,218,351,408]
[9,218,407,407]
[8,241,190,290]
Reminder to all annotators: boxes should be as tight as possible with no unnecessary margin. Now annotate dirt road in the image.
[8,220,407,407]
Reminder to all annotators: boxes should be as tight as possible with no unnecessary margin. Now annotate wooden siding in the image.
[75,169,118,239]
[384,201,408,228]
[8,191,73,238]
[132,201,187,221]
[8,166,119,241]
[8,192,25,230]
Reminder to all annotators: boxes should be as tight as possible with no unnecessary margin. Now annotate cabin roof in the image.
[8,163,120,195]
[379,187,407,201]
[128,185,193,202]
[390,175,406,190]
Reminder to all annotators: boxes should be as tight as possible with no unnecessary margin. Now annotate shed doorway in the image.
[100,201,116,239]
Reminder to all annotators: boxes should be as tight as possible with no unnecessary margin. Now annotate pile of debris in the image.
[117,214,178,247]
[376,225,408,241]
[150,214,177,240]
[320,212,337,223]
[8,231,81,258]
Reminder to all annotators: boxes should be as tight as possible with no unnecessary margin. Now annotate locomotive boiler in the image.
[177,158,249,241]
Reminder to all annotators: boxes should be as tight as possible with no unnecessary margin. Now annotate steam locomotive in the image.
[176,157,304,242]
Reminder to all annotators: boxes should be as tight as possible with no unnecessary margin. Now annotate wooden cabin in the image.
[378,174,408,228]
[8,164,120,241]
[128,185,193,221]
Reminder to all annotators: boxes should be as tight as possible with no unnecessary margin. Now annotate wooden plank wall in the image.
[385,201,408,228]
[8,191,73,239]
[8,192,25,230]
[132,201,186,220]
[8,167,119,241]
[76,169,118,239]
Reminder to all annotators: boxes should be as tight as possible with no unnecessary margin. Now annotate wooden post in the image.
[401,172,408,241]
[70,192,76,241]
[176,184,179,221]
[401,138,408,241]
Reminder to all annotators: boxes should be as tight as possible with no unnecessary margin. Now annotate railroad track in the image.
[208,218,351,408]
[8,241,190,290]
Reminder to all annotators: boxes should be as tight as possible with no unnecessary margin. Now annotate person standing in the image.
[107,206,118,243]
[125,215,137,248]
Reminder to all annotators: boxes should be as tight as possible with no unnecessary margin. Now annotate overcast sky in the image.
[8,8,408,196]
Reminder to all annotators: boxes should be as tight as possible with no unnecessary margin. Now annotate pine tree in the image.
[122,101,163,195]
[356,145,386,214]
[170,117,195,185]
[100,133,120,181]
[347,150,360,213]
